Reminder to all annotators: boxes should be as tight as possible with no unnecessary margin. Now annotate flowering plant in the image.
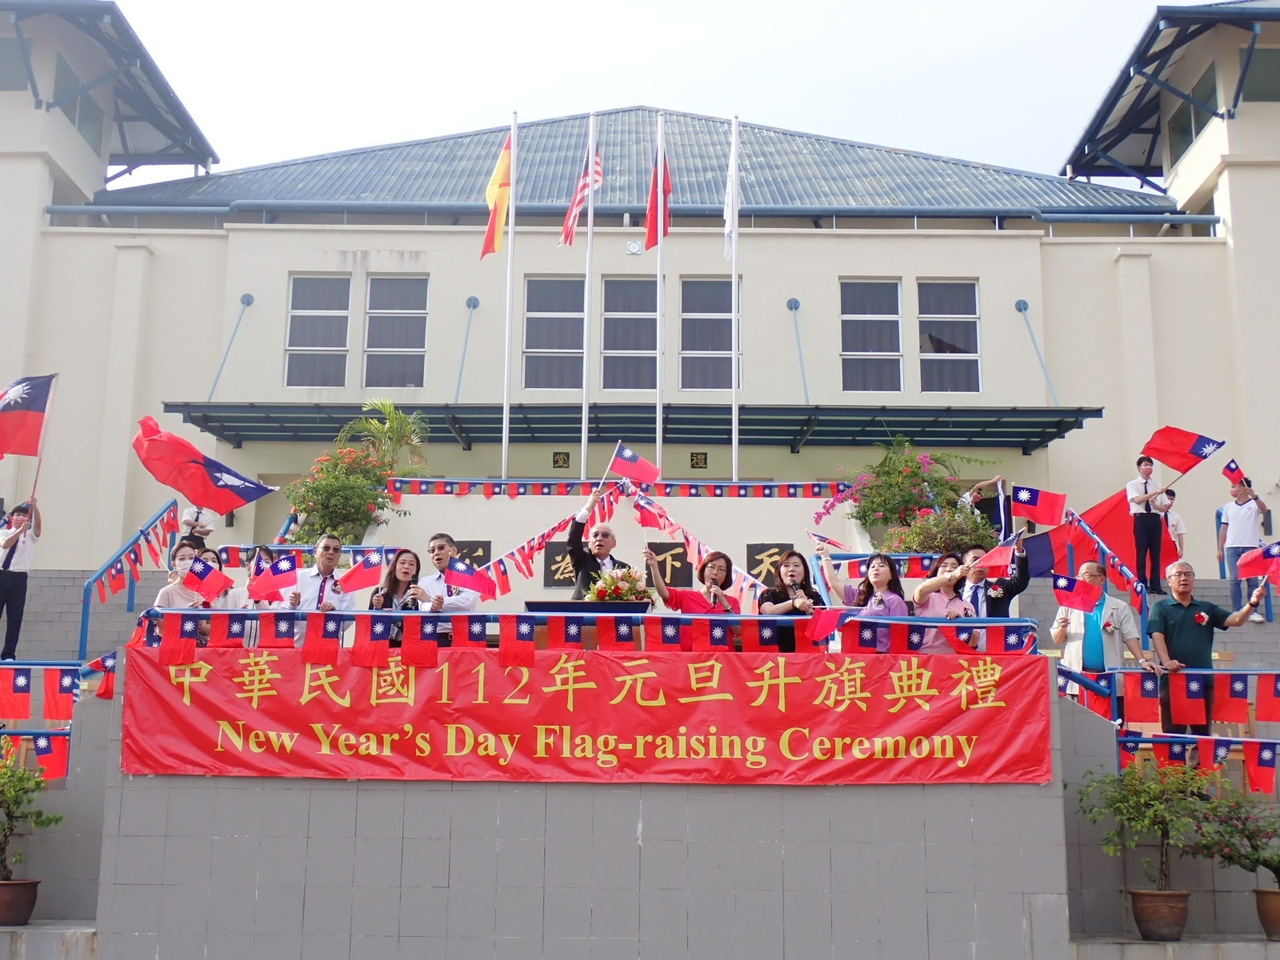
[882,504,997,556]
[589,567,653,604]
[1185,784,1280,886]
[1195,611,1210,626]
[815,438,971,533]
[283,447,404,545]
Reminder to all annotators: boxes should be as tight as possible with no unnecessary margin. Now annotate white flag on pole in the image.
[723,120,740,260]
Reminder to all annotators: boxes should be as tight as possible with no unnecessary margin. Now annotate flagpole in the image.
[29,373,57,498]
[500,112,518,480]
[655,111,666,477]
[580,112,597,482]
[729,115,741,483]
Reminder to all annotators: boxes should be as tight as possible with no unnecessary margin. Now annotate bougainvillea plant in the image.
[283,447,403,545]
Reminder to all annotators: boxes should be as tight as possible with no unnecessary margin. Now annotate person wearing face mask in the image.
[567,487,632,600]
[153,542,211,640]
[817,546,910,653]
[282,533,356,642]
[1127,455,1170,594]
[1050,559,1153,698]
[644,548,740,648]
[198,548,250,611]
[371,548,422,647]
[759,550,826,652]
[912,552,976,654]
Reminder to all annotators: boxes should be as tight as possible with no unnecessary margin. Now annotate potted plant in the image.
[1186,783,1280,939]
[283,446,402,545]
[0,742,63,925]
[882,503,997,556]
[1078,760,1215,941]
[336,398,430,476]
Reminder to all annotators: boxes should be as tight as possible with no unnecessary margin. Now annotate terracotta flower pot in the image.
[1129,889,1190,942]
[1256,888,1280,940]
[0,879,40,926]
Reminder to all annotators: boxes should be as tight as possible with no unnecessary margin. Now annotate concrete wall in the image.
[11,570,170,662]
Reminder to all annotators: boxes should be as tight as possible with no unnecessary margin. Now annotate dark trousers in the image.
[0,571,28,660]
[1134,513,1164,591]
[1159,678,1213,736]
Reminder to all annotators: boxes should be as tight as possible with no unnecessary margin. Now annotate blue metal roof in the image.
[102,107,1173,217]
[1063,1,1280,181]
[3,0,217,168]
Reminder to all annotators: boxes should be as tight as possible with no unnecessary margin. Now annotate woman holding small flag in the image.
[911,553,976,653]
[815,547,910,653]
[1049,560,1150,697]
[370,549,422,647]
[643,547,739,648]
[759,551,826,652]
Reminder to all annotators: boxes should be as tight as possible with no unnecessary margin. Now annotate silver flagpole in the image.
[580,112,597,481]
[501,112,518,480]
[729,115,741,482]
[655,111,666,476]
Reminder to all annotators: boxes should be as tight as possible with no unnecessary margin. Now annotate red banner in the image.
[121,648,1052,785]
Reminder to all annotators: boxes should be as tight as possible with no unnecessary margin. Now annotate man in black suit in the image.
[567,488,631,599]
[960,541,1029,620]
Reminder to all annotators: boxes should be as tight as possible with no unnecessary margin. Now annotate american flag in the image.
[559,148,603,246]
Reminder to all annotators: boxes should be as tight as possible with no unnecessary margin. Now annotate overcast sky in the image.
[109,0,1206,189]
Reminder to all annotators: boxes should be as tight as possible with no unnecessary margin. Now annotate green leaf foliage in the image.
[0,746,63,882]
[1185,782,1280,886]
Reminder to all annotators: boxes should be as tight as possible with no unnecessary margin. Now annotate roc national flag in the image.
[85,651,116,699]
[0,668,31,719]
[1213,673,1251,723]
[43,668,78,720]
[1223,459,1246,484]
[0,374,55,459]
[1123,671,1161,723]
[444,557,496,600]
[608,442,660,484]
[248,556,299,602]
[132,416,276,513]
[1245,741,1279,794]
[1011,486,1067,527]
[1169,672,1208,725]
[481,133,513,259]
[33,732,69,780]
[1236,541,1280,581]
[1141,425,1224,473]
[559,143,602,246]
[338,550,384,593]
[182,556,235,602]
[1052,574,1103,612]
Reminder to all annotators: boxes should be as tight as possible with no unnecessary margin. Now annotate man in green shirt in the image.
[1150,560,1266,734]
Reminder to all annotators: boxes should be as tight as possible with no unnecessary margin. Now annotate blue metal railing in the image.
[79,500,177,660]
[809,552,937,606]
[1062,508,1152,642]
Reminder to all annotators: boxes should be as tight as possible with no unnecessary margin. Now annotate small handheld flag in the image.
[248,556,300,601]
[1052,574,1103,612]
[444,557,496,600]
[1223,459,1246,484]
[608,442,660,484]
[0,374,56,459]
[1011,486,1067,527]
[338,550,384,593]
[183,557,235,602]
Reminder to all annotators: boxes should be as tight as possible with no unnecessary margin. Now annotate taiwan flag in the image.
[549,616,586,648]
[1223,459,1246,484]
[1082,672,1115,719]
[183,556,235,602]
[86,652,116,700]
[1213,673,1251,723]
[1237,541,1280,580]
[338,551,384,593]
[633,492,670,529]
[608,442,660,484]
[1197,737,1235,771]
[33,732,69,780]
[301,613,343,665]
[353,613,396,668]
[644,151,672,251]
[132,416,276,512]
[1152,738,1189,767]
[1118,735,1142,769]
[451,615,490,649]
[1169,672,1208,725]
[207,613,249,648]
[443,557,496,600]
[399,616,439,667]
[739,619,778,652]
[1259,675,1280,722]
[644,616,683,648]
[1244,740,1279,793]
[1011,486,1067,527]
[159,612,199,665]
[595,617,636,651]
[0,374,55,459]
[0,668,31,719]
[248,556,300,602]
[257,612,297,649]
[1052,574,1103,612]
[499,614,537,667]
[1141,425,1224,474]
[42,668,78,721]
[970,532,1022,576]
[1123,671,1161,723]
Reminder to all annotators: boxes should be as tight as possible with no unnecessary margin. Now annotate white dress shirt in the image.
[416,570,480,612]
[0,526,37,573]
[1126,477,1167,516]
[181,507,218,535]
[1165,509,1187,553]
[282,565,356,641]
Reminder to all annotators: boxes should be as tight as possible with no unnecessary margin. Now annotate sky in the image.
[108,0,1209,190]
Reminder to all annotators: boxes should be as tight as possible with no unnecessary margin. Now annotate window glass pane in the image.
[53,56,77,117]
[921,358,980,392]
[1192,64,1218,134]
[527,279,584,313]
[369,278,428,311]
[366,354,425,388]
[918,282,977,316]
[920,320,978,355]
[1169,101,1194,164]
[603,356,657,389]
[526,316,583,351]
[604,279,657,313]
[286,353,346,387]
[525,355,583,389]
[682,356,731,390]
[288,315,348,349]
[842,358,902,391]
[366,316,426,350]
[841,318,900,354]
[840,282,899,316]
[1242,48,1280,102]
[0,39,29,91]
[682,316,732,352]
[291,277,350,311]
[681,280,732,314]
[76,93,104,152]
[604,317,656,351]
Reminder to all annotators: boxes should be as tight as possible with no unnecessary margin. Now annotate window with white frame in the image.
[364,277,428,388]
[286,277,350,387]
[918,280,980,393]
[524,279,584,389]
[602,279,656,390]
[840,280,902,391]
[680,280,735,390]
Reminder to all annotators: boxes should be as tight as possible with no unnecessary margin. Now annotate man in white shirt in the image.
[1164,489,1188,558]
[284,534,356,642]
[1126,455,1169,594]
[1218,476,1269,622]
[0,499,40,660]
[180,505,217,548]
[410,533,479,640]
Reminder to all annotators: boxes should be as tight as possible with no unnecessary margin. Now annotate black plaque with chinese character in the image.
[454,541,491,567]
[746,542,795,589]
[645,541,694,588]
[690,451,708,470]
[543,541,577,589]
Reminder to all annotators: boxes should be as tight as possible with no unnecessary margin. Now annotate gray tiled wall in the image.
[7,570,170,662]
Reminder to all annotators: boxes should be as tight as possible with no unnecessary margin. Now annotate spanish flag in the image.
[481,134,512,259]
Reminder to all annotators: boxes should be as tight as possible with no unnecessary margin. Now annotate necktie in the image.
[317,576,328,607]
[1144,481,1151,514]
[1,535,14,571]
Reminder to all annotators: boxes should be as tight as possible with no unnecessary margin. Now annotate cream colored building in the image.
[0,1,1275,578]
